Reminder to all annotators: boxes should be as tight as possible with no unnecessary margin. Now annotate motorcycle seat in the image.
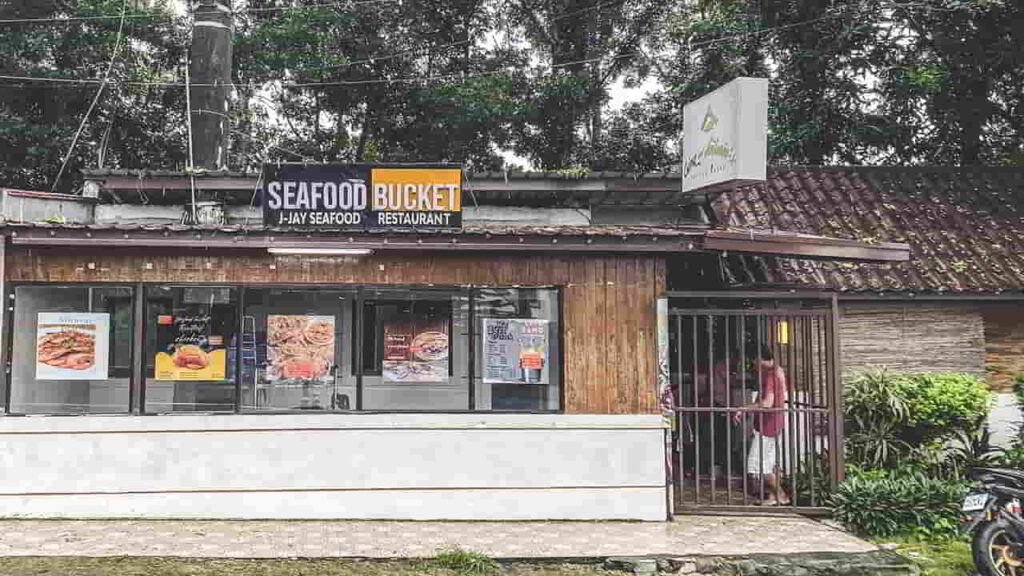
[973,467,1024,485]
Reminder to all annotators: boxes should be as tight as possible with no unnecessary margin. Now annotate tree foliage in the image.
[0,0,186,192]
[2,0,1024,190]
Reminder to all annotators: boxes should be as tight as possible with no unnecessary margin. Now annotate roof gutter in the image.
[702,229,910,263]
[2,225,910,262]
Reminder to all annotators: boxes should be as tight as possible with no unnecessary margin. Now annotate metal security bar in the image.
[667,294,842,513]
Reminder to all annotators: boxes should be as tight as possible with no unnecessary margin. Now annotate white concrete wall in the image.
[1,190,94,223]
[0,414,668,520]
[96,204,593,227]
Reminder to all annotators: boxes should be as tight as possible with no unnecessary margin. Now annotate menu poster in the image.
[382,315,450,383]
[482,318,549,384]
[266,315,335,382]
[36,312,110,381]
[153,313,227,381]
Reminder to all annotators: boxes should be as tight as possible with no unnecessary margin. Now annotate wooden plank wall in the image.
[7,247,666,414]
[839,302,985,378]
[981,305,1024,392]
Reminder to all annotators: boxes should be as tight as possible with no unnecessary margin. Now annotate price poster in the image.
[482,318,549,384]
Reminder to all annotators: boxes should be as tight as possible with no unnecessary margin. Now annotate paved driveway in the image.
[0,516,874,558]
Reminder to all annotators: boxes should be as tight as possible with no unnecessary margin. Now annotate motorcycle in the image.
[963,468,1024,575]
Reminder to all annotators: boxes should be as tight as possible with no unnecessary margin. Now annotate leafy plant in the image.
[844,370,916,468]
[843,370,992,470]
[901,373,992,444]
[431,548,499,576]
[830,467,967,538]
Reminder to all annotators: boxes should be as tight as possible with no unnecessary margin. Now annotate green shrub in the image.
[844,370,916,468]
[902,372,992,443]
[830,467,967,538]
[843,370,992,469]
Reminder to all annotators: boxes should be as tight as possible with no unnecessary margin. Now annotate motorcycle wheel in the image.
[975,520,1024,576]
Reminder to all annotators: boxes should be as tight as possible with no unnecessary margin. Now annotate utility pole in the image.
[189,0,233,172]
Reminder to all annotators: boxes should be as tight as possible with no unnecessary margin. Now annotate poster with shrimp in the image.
[36,312,109,380]
[266,315,335,382]
[382,316,449,383]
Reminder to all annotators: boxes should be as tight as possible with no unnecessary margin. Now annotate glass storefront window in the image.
[143,286,238,413]
[240,288,356,411]
[9,285,133,414]
[359,288,470,411]
[6,283,562,415]
[474,288,561,411]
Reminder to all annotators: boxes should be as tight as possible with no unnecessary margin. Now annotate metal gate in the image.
[667,292,843,514]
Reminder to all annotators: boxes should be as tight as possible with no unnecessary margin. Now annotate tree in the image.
[0,0,187,192]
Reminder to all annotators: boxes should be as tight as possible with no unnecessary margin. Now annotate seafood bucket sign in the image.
[262,163,462,228]
[36,313,109,380]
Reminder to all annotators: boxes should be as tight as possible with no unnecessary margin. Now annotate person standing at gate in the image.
[735,349,790,506]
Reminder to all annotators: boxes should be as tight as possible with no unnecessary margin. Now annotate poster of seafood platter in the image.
[266,315,335,382]
[36,313,109,380]
[382,317,449,383]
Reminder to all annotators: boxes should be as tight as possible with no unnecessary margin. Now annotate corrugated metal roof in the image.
[715,167,1024,294]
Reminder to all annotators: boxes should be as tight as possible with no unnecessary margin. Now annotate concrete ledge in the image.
[638,551,917,575]
[0,487,667,521]
[0,413,667,434]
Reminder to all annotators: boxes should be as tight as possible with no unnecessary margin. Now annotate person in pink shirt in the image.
[736,349,790,506]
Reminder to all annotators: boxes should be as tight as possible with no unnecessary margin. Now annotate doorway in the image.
[666,292,843,513]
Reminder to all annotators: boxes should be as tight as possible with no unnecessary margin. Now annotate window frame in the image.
[2,282,140,415]
[2,281,564,416]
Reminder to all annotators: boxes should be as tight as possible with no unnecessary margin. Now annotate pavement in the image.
[0,516,875,559]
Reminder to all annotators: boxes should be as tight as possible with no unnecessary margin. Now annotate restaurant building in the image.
[0,163,908,520]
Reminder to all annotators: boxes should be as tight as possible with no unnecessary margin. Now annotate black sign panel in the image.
[261,163,462,229]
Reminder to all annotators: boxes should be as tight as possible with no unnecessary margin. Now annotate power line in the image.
[0,12,168,25]
[243,0,400,13]
[50,0,129,192]
[0,0,400,25]
[0,1,963,90]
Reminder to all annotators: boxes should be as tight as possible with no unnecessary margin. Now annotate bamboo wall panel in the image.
[838,302,985,378]
[8,247,666,414]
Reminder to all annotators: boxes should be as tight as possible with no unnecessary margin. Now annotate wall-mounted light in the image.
[267,247,374,256]
[777,320,790,345]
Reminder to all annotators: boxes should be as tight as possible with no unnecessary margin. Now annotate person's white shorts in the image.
[746,432,778,475]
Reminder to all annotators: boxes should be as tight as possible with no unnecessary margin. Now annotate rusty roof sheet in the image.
[714,167,1024,294]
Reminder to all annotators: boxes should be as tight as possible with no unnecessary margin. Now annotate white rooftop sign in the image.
[681,77,768,194]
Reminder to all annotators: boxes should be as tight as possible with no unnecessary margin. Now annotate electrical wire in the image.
[0,0,400,25]
[0,1,962,90]
[49,0,128,192]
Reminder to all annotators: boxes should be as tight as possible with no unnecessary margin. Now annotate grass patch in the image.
[875,537,975,576]
[0,557,610,576]
[430,548,500,575]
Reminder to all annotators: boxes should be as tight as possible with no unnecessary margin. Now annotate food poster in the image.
[266,315,335,382]
[382,314,450,383]
[482,318,549,384]
[36,312,110,380]
[153,313,227,380]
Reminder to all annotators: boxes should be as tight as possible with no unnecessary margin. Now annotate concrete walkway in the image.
[0,516,874,558]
